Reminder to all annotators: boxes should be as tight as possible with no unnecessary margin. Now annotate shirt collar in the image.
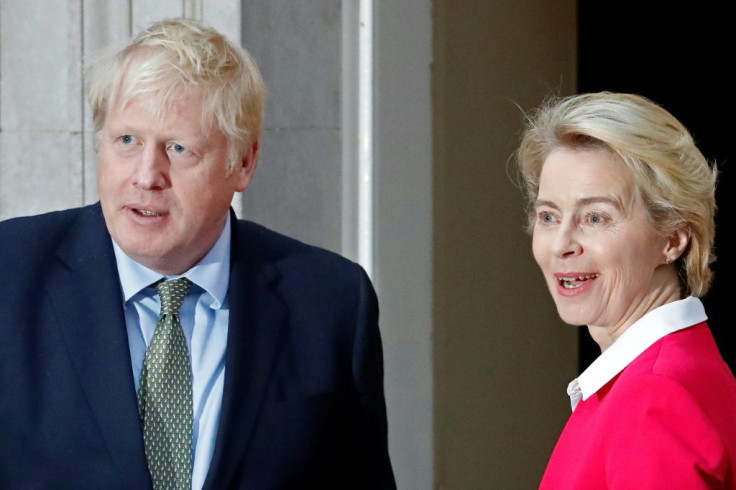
[112,213,232,309]
[568,296,707,410]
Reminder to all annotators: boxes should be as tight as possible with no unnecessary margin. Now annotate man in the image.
[0,18,396,489]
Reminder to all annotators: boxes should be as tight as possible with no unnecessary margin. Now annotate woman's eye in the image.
[587,213,605,224]
[538,212,556,224]
[172,143,187,154]
[120,135,136,145]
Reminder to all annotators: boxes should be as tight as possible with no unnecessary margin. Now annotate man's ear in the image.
[234,139,260,192]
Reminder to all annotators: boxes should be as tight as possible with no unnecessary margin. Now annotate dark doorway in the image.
[577,2,734,373]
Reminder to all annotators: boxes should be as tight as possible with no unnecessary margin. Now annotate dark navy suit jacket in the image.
[0,203,396,489]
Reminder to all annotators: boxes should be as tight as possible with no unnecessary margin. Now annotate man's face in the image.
[97,89,257,274]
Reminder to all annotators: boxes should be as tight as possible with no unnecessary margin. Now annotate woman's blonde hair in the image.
[86,17,264,173]
[514,91,718,297]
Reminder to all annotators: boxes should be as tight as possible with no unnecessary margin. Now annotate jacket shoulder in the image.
[234,219,357,267]
[0,205,90,235]
[0,205,97,259]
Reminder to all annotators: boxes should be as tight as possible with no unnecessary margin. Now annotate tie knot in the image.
[156,278,192,314]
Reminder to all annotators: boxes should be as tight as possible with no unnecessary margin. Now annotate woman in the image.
[515,91,736,488]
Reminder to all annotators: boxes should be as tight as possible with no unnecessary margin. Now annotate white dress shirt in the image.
[112,214,231,490]
[567,296,707,411]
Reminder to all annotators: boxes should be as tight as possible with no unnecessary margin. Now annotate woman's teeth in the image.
[560,274,598,288]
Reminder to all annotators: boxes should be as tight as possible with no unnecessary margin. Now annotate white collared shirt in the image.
[567,296,707,411]
[112,214,232,489]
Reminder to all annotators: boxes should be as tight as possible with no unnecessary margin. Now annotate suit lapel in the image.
[50,204,152,488]
[204,217,288,489]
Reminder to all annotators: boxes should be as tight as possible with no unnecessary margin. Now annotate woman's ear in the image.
[663,228,689,264]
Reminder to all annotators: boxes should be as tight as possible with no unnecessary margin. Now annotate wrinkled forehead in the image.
[539,146,640,207]
[107,72,216,135]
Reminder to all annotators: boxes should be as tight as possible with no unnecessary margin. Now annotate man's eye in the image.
[121,135,136,144]
[172,143,187,154]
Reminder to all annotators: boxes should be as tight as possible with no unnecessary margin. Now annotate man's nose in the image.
[132,145,170,190]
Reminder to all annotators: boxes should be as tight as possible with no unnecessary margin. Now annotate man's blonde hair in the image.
[86,17,265,173]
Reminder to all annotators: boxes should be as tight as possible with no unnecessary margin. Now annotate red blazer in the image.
[540,322,736,489]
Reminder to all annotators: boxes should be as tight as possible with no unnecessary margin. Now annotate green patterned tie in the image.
[138,277,194,490]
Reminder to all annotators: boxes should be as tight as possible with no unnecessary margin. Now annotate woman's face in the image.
[531,147,675,343]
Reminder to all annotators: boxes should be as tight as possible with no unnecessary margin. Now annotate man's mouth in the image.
[135,209,163,217]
